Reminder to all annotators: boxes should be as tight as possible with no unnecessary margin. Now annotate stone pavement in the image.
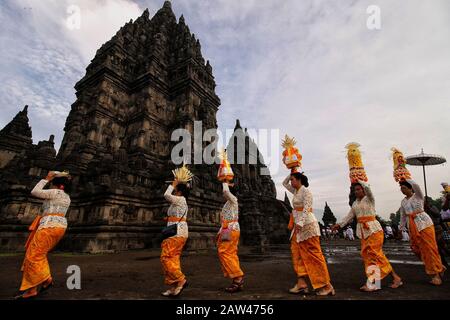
[1,240,448,300]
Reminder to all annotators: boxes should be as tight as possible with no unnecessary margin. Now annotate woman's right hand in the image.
[45,171,56,181]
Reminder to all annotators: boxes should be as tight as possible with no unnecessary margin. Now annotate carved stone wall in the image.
[0,2,289,253]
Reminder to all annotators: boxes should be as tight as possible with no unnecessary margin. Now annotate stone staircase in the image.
[240,240,418,264]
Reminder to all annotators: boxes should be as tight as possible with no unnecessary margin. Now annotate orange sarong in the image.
[160,237,187,285]
[217,230,244,279]
[360,230,393,280]
[408,216,444,275]
[20,225,66,291]
[288,213,294,230]
[290,233,330,289]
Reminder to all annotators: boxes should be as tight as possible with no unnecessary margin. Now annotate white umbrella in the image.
[406,149,446,197]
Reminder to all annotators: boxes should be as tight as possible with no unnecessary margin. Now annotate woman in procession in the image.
[391,147,446,285]
[216,180,245,293]
[160,165,192,297]
[283,171,335,296]
[281,135,334,296]
[333,143,402,292]
[216,150,244,293]
[332,180,403,291]
[398,179,446,285]
[15,171,71,299]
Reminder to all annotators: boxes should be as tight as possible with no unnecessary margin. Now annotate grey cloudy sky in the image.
[0,0,449,221]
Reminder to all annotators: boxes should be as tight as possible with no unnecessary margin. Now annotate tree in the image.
[389,210,401,226]
[376,215,388,228]
[322,202,337,226]
[425,196,442,211]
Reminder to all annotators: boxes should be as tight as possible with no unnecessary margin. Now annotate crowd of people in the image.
[323,208,449,245]
[320,183,450,273]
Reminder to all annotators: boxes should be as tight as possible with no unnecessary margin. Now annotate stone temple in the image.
[0,1,290,253]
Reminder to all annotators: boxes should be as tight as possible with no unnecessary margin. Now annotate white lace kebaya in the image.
[283,174,321,242]
[338,181,382,239]
[220,183,240,232]
[31,179,71,230]
[399,179,433,232]
[164,184,189,238]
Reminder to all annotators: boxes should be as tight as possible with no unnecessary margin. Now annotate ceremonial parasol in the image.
[406,149,447,197]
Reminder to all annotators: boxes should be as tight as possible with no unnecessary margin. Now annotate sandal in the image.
[225,279,244,293]
[316,285,335,296]
[161,288,176,297]
[359,284,381,292]
[289,284,310,294]
[14,288,38,300]
[172,280,188,297]
[14,293,37,300]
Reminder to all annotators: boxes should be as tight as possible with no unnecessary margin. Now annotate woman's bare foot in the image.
[296,277,308,289]
[40,277,54,293]
[430,275,442,286]
[389,274,403,289]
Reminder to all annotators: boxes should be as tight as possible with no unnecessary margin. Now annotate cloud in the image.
[170,0,450,219]
[1,0,449,220]
[0,0,143,145]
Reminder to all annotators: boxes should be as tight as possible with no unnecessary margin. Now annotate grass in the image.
[0,253,21,257]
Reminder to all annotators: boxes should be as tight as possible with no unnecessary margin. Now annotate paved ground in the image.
[1,240,449,300]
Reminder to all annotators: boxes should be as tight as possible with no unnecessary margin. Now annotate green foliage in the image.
[322,202,337,226]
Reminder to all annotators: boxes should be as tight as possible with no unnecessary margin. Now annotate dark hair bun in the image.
[291,172,309,188]
[176,183,191,198]
[399,180,413,190]
[51,176,72,194]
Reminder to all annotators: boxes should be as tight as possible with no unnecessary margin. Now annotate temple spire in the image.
[0,105,32,139]
[163,1,172,9]
[0,105,33,155]
[234,119,242,131]
[142,8,149,19]
[154,0,176,21]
